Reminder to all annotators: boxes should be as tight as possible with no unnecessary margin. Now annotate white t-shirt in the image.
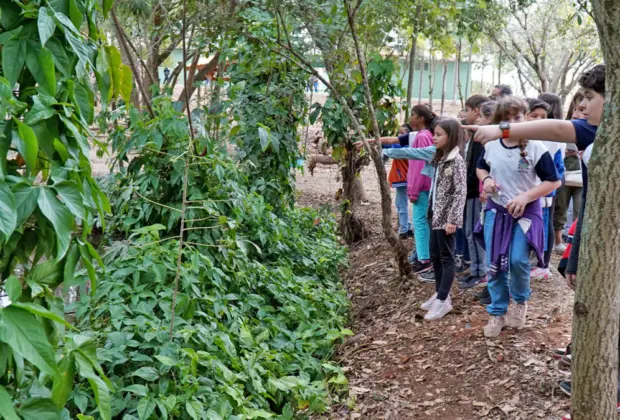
[477,139,559,207]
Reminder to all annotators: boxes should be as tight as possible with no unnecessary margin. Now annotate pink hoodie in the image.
[407,129,433,201]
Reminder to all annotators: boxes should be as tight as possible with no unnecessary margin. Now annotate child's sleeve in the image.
[384,146,436,162]
[534,151,560,182]
[448,159,468,227]
[476,147,491,172]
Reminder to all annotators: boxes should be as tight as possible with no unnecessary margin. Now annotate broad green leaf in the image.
[68,0,83,28]
[26,44,57,96]
[2,38,26,87]
[0,385,19,420]
[24,94,57,125]
[4,275,21,302]
[156,401,168,420]
[0,181,17,240]
[121,384,149,397]
[119,63,133,104]
[38,7,56,46]
[0,306,60,379]
[52,354,75,408]
[244,408,274,419]
[72,82,94,125]
[59,115,89,157]
[258,127,271,151]
[74,352,111,420]
[105,46,122,98]
[12,123,38,176]
[63,243,81,292]
[13,183,39,226]
[19,398,61,420]
[103,0,113,17]
[46,37,73,78]
[132,367,159,382]
[37,187,74,260]
[28,257,62,286]
[185,400,203,420]
[137,398,156,420]
[11,302,75,329]
[54,180,86,220]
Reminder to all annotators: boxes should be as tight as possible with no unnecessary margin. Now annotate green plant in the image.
[0,0,130,417]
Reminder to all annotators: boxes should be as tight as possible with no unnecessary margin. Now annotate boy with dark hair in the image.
[493,84,513,97]
[458,94,490,290]
[464,64,606,401]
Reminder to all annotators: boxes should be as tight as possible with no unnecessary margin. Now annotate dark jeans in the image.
[455,228,470,261]
[542,201,555,269]
[430,229,456,301]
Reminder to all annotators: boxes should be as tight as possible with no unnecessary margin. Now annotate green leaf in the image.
[13,183,39,226]
[14,121,39,176]
[29,258,62,287]
[63,243,81,292]
[0,385,19,420]
[119,64,133,104]
[137,398,156,420]
[37,187,74,260]
[106,46,122,98]
[26,44,57,96]
[52,354,75,408]
[103,0,113,17]
[185,400,203,420]
[68,0,83,28]
[72,82,94,125]
[2,38,26,87]
[24,94,57,125]
[11,302,75,329]
[4,275,22,302]
[54,180,86,220]
[0,181,17,240]
[121,384,149,397]
[0,306,60,379]
[18,398,60,420]
[132,367,159,382]
[74,352,111,420]
[38,7,56,46]
[258,127,271,151]
[46,37,73,78]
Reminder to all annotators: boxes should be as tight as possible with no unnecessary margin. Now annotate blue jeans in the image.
[465,198,487,277]
[395,186,411,234]
[412,191,430,260]
[456,228,470,261]
[484,210,532,316]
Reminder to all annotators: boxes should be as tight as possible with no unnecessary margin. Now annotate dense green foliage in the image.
[0,0,129,417]
[78,99,350,418]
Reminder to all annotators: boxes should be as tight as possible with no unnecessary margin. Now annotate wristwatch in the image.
[499,122,510,139]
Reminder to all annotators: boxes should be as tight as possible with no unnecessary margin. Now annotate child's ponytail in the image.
[412,104,438,134]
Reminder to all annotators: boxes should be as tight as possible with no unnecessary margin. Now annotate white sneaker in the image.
[530,267,551,280]
[506,302,528,329]
[424,297,453,321]
[484,315,506,338]
[554,243,567,254]
[420,293,438,311]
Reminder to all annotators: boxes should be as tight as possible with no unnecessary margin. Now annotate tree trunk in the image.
[418,50,425,104]
[571,1,620,418]
[145,2,164,105]
[428,52,436,109]
[440,59,448,115]
[464,44,473,99]
[177,52,220,112]
[453,41,461,104]
[405,6,422,117]
[497,50,502,85]
[345,0,411,278]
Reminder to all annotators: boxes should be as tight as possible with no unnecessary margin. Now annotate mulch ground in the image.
[298,166,575,420]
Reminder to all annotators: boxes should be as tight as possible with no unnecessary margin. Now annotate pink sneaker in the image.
[530,267,551,280]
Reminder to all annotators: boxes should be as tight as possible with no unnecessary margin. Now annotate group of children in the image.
[367,64,604,349]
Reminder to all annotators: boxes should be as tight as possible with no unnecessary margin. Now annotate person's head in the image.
[493,84,513,98]
[478,101,497,126]
[526,98,551,121]
[492,96,528,157]
[399,124,412,135]
[458,109,467,120]
[566,91,585,120]
[464,94,490,125]
[431,118,463,165]
[578,64,605,126]
[410,104,438,132]
[538,92,563,119]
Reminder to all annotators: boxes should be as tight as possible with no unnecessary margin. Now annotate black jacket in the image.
[465,133,484,199]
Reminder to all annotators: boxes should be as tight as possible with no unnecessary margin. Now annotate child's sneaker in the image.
[559,380,571,397]
[559,354,572,369]
[554,243,567,254]
[562,404,620,420]
[420,292,437,311]
[530,267,551,280]
[458,275,488,290]
[424,297,453,321]
[474,286,490,300]
[413,260,433,274]
[418,270,435,283]
[506,302,528,329]
[484,315,506,338]
[551,343,572,359]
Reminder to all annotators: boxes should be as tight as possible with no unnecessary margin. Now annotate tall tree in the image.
[571,1,620,418]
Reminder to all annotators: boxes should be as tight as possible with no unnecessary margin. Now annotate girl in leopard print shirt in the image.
[420,118,467,321]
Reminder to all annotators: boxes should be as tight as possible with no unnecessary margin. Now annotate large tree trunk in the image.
[405,6,422,117]
[464,44,473,99]
[428,52,436,109]
[453,41,461,104]
[440,59,448,115]
[418,50,425,104]
[571,1,620,418]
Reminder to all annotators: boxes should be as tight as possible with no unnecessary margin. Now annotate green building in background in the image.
[399,59,472,101]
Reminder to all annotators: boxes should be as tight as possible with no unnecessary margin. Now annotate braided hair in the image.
[491,96,529,158]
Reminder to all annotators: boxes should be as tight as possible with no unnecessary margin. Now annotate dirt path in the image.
[297,163,574,420]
